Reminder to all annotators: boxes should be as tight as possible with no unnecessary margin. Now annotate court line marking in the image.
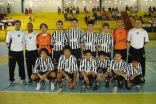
[0,90,156,94]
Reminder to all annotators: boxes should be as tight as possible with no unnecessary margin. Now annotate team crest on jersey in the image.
[18,34,20,37]
[29,37,32,39]
[137,32,139,35]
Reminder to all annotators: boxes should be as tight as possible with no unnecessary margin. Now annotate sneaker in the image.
[113,86,118,93]
[93,85,99,90]
[136,85,142,92]
[20,80,27,85]
[8,81,15,86]
[51,82,55,90]
[118,80,124,88]
[86,84,91,89]
[36,81,41,90]
[28,80,32,83]
[105,82,109,88]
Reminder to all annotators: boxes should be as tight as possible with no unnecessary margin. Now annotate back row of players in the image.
[6,18,149,91]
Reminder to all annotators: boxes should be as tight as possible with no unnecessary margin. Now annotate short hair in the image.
[84,50,93,55]
[63,45,72,52]
[114,51,121,55]
[135,18,142,23]
[132,56,140,62]
[102,23,109,28]
[72,18,78,22]
[98,51,107,56]
[27,22,33,26]
[56,20,63,25]
[40,23,48,29]
[39,48,49,55]
[87,21,94,26]
[14,20,21,25]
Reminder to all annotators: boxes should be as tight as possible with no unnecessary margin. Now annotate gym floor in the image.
[0,41,156,104]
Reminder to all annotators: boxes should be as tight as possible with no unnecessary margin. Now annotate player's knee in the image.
[68,83,74,90]
[50,72,56,78]
[31,74,36,80]
[57,72,62,79]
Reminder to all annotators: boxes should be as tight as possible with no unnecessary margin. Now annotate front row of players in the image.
[32,46,144,92]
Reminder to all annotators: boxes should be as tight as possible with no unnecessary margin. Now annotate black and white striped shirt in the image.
[109,59,127,73]
[97,33,113,53]
[79,57,97,73]
[82,32,98,52]
[66,27,83,49]
[127,63,142,77]
[33,56,54,73]
[97,58,110,72]
[58,55,78,74]
[51,30,68,51]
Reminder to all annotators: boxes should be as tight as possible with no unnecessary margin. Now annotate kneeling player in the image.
[79,50,97,89]
[127,57,144,92]
[57,46,78,90]
[31,48,56,90]
[110,52,128,89]
[94,51,111,90]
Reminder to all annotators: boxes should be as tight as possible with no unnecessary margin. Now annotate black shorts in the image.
[97,67,107,74]
[62,70,74,81]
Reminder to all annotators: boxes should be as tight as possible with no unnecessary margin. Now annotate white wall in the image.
[24,0,62,12]
[64,0,99,11]
[140,0,156,12]
[102,0,137,11]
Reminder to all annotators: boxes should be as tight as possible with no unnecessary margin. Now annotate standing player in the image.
[112,18,128,61]
[66,18,83,60]
[36,23,52,57]
[128,18,149,77]
[79,50,97,89]
[57,46,78,90]
[51,20,68,64]
[6,20,26,85]
[31,48,56,90]
[81,21,98,57]
[97,23,113,58]
[24,23,38,83]
[127,57,144,92]
[109,52,128,89]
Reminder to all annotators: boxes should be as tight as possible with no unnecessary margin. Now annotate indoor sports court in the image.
[0,0,156,104]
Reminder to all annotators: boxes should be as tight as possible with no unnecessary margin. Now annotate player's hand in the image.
[65,75,72,82]
[84,76,89,82]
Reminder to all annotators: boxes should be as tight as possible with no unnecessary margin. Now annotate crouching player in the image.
[31,48,56,90]
[79,50,97,89]
[110,52,128,89]
[127,57,144,92]
[94,51,111,90]
[57,46,78,90]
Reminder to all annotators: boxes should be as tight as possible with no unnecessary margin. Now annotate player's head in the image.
[14,20,21,30]
[84,50,93,60]
[117,18,124,28]
[132,56,140,67]
[27,22,33,31]
[40,23,48,33]
[114,51,122,60]
[56,20,63,30]
[135,18,142,28]
[63,45,72,58]
[102,23,109,33]
[98,51,107,62]
[87,21,94,31]
[39,48,48,59]
[72,18,78,28]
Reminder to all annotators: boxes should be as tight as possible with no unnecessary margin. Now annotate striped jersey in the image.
[82,32,98,52]
[66,27,83,49]
[97,33,113,53]
[79,57,97,73]
[109,59,127,73]
[96,58,110,72]
[127,63,142,77]
[51,30,68,51]
[58,55,78,74]
[33,56,54,73]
